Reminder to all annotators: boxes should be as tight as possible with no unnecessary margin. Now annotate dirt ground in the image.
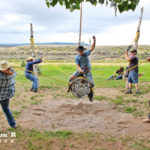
[1,87,150,140]
[18,99,150,138]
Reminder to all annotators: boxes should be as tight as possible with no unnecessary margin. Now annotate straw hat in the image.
[0,61,11,71]
[27,57,33,62]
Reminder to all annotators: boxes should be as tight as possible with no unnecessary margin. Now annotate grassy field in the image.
[15,62,150,88]
[1,61,150,150]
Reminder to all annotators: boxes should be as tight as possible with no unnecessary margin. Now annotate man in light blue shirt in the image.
[68,36,96,102]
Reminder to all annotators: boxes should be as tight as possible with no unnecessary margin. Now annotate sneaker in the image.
[135,91,141,95]
[125,91,132,94]
[143,118,150,123]
[12,126,17,129]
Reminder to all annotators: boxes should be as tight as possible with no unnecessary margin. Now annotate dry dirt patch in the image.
[16,96,150,138]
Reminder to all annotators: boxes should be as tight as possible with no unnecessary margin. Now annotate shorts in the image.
[128,70,138,84]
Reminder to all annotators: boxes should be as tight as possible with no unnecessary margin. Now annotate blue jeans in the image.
[108,75,123,80]
[25,72,38,90]
[70,70,94,86]
[0,99,16,128]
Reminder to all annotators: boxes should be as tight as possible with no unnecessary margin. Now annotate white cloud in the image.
[0,0,149,45]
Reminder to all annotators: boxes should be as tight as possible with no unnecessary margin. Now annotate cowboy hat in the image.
[76,46,86,52]
[0,61,11,71]
[130,49,137,53]
[27,57,33,62]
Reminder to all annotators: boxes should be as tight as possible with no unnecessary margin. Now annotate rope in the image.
[52,65,70,76]
[30,37,70,77]
[30,37,36,56]
[96,64,138,87]
[13,66,67,85]
[13,63,142,93]
[134,31,140,43]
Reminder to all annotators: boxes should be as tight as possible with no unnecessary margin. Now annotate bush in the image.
[21,59,26,67]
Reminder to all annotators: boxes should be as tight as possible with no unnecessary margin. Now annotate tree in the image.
[45,0,140,14]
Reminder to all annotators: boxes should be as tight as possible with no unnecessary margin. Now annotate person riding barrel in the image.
[68,36,96,102]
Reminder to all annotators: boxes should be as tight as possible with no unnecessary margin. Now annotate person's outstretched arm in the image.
[90,36,96,52]
[30,58,43,65]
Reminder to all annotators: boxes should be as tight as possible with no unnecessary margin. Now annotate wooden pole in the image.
[30,23,35,56]
[134,7,144,50]
[30,23,39,85]
[78,3,82,46]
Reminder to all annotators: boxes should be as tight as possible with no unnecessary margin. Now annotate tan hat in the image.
[0,61,11,71]
[27,57,33,62]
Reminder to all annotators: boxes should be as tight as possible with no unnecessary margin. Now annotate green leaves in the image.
[45,0,140,13]
[117,0,139,13]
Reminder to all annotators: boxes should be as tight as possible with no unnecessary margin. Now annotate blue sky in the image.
[0,0,150,45]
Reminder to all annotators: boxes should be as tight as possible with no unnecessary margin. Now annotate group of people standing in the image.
[0,36,150,128]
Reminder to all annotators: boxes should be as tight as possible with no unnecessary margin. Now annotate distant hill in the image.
[0,44,150,61]
[0,42,89,47]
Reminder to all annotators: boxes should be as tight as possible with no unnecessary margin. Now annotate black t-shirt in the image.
[129,55,138,71]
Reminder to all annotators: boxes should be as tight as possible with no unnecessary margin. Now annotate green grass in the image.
[14,63,150,90]
[12,110,21,119]
[45,130,73,138]
[94,96,108,101]
[3,127,150,150]
[125,107,137,113]
[111,96,124,105]
[131,141,150,150]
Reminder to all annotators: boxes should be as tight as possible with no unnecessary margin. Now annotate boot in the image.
[67,83,72,93]
[125,89,132,94]
[135,90,141,95]
[88,89,94,102]
[33,89,38,93]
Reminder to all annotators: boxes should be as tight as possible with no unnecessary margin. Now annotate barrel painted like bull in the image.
[70,76,91,98]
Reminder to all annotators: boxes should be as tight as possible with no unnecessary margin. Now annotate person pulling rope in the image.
[25,57,43,92]
[124,49,140,95]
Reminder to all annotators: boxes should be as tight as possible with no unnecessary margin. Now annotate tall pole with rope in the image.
[78,3,83,46]
[30,23,39,85]
[30,23,35,56]
[134,7,144,50]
